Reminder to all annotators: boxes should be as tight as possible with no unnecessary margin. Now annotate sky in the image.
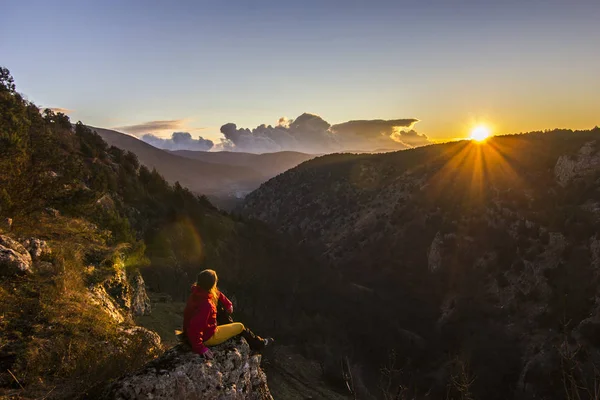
[2,0,600,151]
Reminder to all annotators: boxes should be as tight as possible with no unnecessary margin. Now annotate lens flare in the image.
[470,125,491,142]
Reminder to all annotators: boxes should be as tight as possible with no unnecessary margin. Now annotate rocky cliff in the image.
[106,339,272,400]
[241,129,600,399]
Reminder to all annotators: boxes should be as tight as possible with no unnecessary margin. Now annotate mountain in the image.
[92,127,315,208]
[171,149,315,177]
[91,127,264,200]
[242,128,600,399]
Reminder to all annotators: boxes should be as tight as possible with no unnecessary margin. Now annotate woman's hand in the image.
[202,349,215,360]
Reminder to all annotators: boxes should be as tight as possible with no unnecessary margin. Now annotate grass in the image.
[0,214,161,399]
[135,293,186,347]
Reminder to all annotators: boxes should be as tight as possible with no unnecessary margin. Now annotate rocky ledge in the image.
[105,338,273,400]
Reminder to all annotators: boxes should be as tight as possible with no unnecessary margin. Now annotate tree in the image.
[0,67,16,93]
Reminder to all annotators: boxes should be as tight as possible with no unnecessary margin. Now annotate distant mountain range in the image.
[170,149,316,176]
[91,127,315,207]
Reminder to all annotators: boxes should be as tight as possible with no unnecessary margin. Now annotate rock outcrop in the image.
[23,237,52,260]
[131,271,152,316]
[88,284,128,324]
[106,338,273,400]
[554,141,600,186]
[0,235,33,274]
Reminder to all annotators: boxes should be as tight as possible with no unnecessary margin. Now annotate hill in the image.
[242,128,600,399]
[0,67,336,399]
[171,149,315,177]
[93,128,316,208]
[91,127,265,201]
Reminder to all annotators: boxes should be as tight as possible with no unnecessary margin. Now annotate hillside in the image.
[242,128,600,399]
[0,68,341,399]
[171,149,315,177]
[93,127,316,209]
[92,127,265,202]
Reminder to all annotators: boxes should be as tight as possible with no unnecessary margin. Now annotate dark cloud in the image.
[142,132,214,151]
[331,119,418,137]
[219,113,428,153]
[117,119,186,135]
[220,113,337,153]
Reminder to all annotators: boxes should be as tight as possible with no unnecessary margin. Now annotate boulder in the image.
[88,284,128,324]
[23,238,52,260]
[105,338,273,400]
[0,235,32,274]
[131,271,152,316]
[36,261,55,275]
[119,326,163,357]
[105,268,132,311]
[121,326,162,350]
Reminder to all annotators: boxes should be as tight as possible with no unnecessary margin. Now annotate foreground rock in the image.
[0,235,33,274]
[105,338,273,400]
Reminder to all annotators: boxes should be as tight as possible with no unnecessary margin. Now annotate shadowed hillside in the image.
[91,127,264,198]
[171,149,315,177]
[93,127,316,208]
[242,128,600,399]
[0,68,334,399]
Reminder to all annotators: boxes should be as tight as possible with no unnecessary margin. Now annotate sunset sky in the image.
[2,0,600,145]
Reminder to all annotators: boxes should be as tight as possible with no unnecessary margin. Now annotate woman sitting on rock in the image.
[182,269,273,359]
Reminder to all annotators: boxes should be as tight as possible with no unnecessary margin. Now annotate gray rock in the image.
[555,141,600,186]
[88,284,128,324]
[106,338,273,400]
[120,326,163,355]
[105,268,132,312]
[36,261,55,275]
[23,238,52,260]
[131,271,152,316]
[0,235,32,274]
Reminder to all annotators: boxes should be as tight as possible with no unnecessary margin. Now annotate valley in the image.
[93,127,315,209]
[2,65,600,399]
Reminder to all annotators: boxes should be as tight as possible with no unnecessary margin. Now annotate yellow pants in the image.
[205,323,245,346]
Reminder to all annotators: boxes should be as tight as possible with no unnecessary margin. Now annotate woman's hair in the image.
[196,269,219,305]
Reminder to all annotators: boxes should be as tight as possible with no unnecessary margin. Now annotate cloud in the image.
[390,129,431,148]
[117,119,186,135]
[141,132,214,151]
[219,113,428,153]
[277,116,292,128]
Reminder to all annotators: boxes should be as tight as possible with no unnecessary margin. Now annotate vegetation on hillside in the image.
[0,67,325,399]
[243,126,600,399]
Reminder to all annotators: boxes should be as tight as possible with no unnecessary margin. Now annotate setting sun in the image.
[470,125,491,142]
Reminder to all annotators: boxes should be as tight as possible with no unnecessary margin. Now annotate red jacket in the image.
[183,285,233,354]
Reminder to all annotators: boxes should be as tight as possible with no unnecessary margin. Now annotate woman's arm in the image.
[218,292,233,314]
